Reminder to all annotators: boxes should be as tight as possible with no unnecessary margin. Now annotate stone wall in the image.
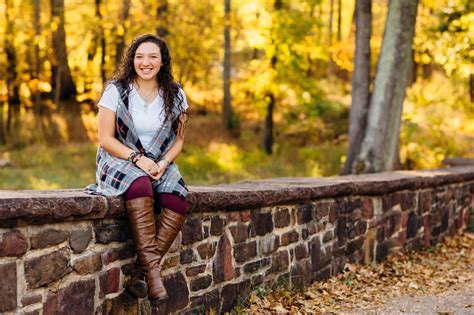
[0,166,473,314]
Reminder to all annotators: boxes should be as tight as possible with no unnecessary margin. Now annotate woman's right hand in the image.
[135,156,162,181]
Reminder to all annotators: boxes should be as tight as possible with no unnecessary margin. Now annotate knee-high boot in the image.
[152,208,186,300]
[125,197,167,301]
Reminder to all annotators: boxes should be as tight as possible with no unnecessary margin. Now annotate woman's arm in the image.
[98,107,162,179]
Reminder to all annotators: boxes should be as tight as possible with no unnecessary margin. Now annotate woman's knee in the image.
[125,176,153,200]
[159,193,187,216]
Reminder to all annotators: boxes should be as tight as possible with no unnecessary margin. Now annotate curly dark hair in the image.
[109,34,184,121]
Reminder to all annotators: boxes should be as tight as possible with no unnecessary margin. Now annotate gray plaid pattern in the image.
[85,82,189,199]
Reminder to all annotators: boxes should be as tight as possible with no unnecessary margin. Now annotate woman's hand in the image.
[135,156,163,181]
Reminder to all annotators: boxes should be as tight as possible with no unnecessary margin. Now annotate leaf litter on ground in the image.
[234,232,474,314]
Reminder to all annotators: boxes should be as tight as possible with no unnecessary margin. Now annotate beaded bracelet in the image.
[127,151,139,163]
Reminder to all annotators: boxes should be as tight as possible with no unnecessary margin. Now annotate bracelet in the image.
[160,157,171,166]
[127,151,139,163]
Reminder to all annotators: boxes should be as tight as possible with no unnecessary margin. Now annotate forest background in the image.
[0,0,472,189]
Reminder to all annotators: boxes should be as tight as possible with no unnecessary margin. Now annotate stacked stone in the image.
[0,169,472,314]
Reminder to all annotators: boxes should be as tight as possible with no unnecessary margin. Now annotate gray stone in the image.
[30,229,69,249]
[69,227,92,253]
[190,274,212,291]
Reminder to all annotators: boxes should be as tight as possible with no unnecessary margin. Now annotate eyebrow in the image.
[135,53,159,56]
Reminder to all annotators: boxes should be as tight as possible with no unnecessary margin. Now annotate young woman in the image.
[86,34,189,304]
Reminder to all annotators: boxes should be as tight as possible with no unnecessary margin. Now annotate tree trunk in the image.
[341,0,372,175]
[355,0,419,173]
[5,0,20,133]
[327,0,335,76]
[96,0,106,83]
[337,0,342,42]
[223,0,238,134]
[33,0,42,114]
[51,0,77,102]
[263,93,275,154]
[115,0,131,66]
[263,0,282,154]
[470,72,474,103]
[156,0,169,38]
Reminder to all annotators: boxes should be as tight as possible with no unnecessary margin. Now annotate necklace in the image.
[134,82,158,113]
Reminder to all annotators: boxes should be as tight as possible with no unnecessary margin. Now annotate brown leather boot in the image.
[126,260,148,298]
[152,208,186,299]
[125,197,167,301]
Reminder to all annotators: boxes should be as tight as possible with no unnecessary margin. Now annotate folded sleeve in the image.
[97,83,120,112]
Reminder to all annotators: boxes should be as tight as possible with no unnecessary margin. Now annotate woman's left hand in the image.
[151,160,169,181]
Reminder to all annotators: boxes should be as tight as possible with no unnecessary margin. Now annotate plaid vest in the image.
[85,81,189,199]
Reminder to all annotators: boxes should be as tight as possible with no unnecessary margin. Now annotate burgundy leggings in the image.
[124,176,187,215]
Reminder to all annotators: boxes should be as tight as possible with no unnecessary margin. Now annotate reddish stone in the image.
[423,215,432,247]
[197,242,216,260]
[362,198,374,219]
[21,294,42,307]
[190,274,212,291]
[250,211,273,236]
[269,250,289,273]
[294,244,308,260]
[234,241,257,263]
[401,211,409,228]
[0,230,27,257]
[102,244,134,265]
[398,229,407,247]
[0,262,16,312]
[162,272,190,314]
[274,208,290,228]
[73,253,102,275]
[43,279,95,315]
[419,190,432,214]
[243,257,270,273]
[30,229,69,249]
[24,248,71,289]
[296,204,313,224]
[227,212,240,221]
[181,217,204,245]
[229,224,248,243]
[212,233,234,283]
[185,264,206,277]
[240,210,251,222]
[210,217,225,236]
[384,212,401,238]
[221,280,251,313]
[99,268,120,297]
[280,231,299,246]
[329,206,338,224]
[314,201,330,220]
[94,221,130,244]
[180,248,195,264]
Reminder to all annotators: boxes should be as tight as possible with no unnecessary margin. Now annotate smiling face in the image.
[133,42,162,82]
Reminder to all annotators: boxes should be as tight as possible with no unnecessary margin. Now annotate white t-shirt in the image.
[98,83,188,149]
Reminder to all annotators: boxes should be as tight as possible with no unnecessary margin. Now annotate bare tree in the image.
[5,0,20,133]
[32,0,41,114]
[156,0,169,38]
[115,0,131,66]
[341,0,372,174]
[263,0,282,154]
[223,0,238,134]
[353,0,419,173]
[51,0,77,102]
